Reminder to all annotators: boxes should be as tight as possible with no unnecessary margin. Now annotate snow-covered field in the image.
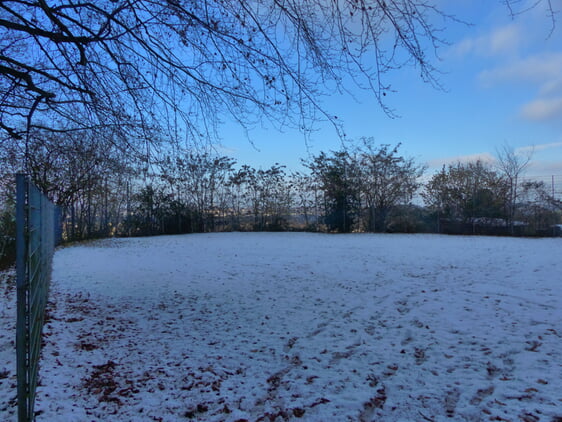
[1,233,561,421]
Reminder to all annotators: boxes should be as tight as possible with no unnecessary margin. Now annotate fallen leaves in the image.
[83,360,121,403]
[82,360,140,405]
[292,407,306,417]
[77,341,98,351]
[525,340,542,352]
[183,403,208,419]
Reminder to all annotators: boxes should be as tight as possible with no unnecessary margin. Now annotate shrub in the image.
[0,204,16,270]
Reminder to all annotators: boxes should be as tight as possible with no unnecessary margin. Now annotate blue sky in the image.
[217,0,562,178]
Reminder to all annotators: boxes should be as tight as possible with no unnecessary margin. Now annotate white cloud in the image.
[427,144,562,176]
[477,52,562,123]
[520,97,562,122]
[527,160,562,176]
[452,23,522,58]
[427,152,496,169]
[539,77,562,96]
[478,52,562,86]
[488,24,523,55]
[519,141,562,175]
[516,141,562,154]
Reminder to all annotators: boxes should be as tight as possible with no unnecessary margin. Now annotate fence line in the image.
[16,174,60,422]
[521,174,562,200]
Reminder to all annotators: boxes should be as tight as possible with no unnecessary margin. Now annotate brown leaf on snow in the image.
[256,409,289,421]
[305,375,318,384]
[292,407,306,417]
[310,398,330,408]
[93,360,117,372]
[196,404,208,413]
[470,386,494,405]
[363,387,387,410]
[183,404,209,419]
[77,342,98,351]
[414,347,426,364]
[266,374,282,387]
[504,394,534,401]
[486,362,501,377]
[519,412,540,422]
[524,340,542,352]
[65,317,84,323]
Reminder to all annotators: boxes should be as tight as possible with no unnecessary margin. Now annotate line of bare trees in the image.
[3,131,560,266]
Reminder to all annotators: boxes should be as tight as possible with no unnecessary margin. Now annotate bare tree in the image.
[178,152,236,232]
[14,128,136,239]
[357,140,425,232]
[495,143,533,234]
[0,0,453,152]
[503,0,558,35]
[290,171,319,229]
[423,160,508,227]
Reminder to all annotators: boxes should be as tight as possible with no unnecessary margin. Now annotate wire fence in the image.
[520,174,562,201]
[16,174,61,422]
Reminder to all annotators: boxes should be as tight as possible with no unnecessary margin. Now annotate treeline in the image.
[120,141,560,237]
[1,134,561,269]
[424,160,561,236]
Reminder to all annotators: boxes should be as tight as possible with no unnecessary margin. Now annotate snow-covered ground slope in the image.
[0,268,16,419]
[1,233,561,421]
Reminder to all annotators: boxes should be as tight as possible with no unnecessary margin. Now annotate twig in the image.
[418,410,435,422]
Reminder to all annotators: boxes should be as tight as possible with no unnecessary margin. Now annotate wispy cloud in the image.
[427,150,562,177]
[527,160,562,175]
[478,52,562,123]
[452,24,523,58]
[520,98,562,122]
[427,152,496,169]
[516,141,562,154]
[539,77,562,96]
[478,52,562,86]
[517,142,562,175]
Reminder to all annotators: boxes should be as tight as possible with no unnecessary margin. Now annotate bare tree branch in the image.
[503,0,558,35]
[0,0,457,147]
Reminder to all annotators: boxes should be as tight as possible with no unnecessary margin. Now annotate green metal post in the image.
[16,173,29,422]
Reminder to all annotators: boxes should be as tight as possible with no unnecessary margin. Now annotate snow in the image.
[1,232,561,421]
[0,268,16,419]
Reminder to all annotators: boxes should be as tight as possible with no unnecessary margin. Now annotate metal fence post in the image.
[16,173,29,422]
